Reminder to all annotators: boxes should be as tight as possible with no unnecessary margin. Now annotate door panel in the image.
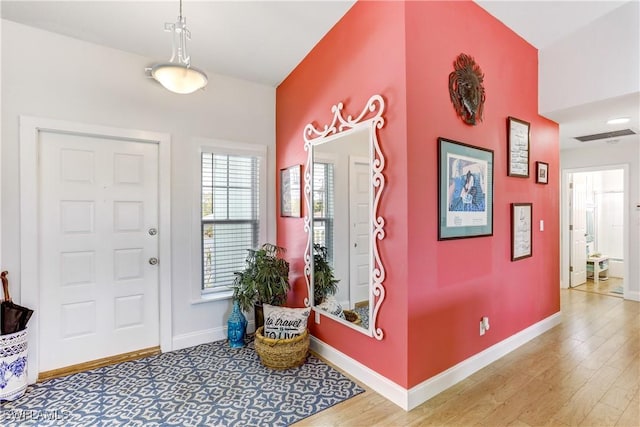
[350,159,370,307]
[570,173,587,286]
[39,132,159,372]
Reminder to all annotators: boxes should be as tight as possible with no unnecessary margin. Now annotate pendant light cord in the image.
[179,0,183,19]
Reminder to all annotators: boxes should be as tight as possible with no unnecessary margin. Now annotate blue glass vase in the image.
[227,300,247,348]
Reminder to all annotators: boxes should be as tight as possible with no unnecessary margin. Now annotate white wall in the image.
[539,1,640,114]
[0,11,3,271]
[594,170,624,261]
[560,140,639,300]
[1,21,276,347]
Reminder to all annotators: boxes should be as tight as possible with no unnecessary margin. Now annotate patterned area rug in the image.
[353,306,369,331]
[0,339,364,426]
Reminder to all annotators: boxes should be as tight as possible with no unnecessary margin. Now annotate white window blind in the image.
[313,162,334,262]
[201,153,260,291]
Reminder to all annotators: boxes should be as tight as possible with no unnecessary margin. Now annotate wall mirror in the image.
[303,94,386,340]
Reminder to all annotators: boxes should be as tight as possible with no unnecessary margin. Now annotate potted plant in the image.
[232,243,290,328]
[313,244,339,305]
[313,244,361,325]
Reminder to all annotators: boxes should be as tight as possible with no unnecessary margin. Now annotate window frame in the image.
[193,138,267,302]
[312,161,335,264]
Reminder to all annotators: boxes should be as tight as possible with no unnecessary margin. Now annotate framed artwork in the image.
[507,116,530,177]
[438,137,494,240]
[280,165,301,217]
[511,203,532,261]
[536,161,549,184]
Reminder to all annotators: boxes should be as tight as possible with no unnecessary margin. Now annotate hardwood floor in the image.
[295,289,639,426]
[573,277,624,299]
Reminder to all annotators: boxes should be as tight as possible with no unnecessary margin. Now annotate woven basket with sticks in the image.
[254,326,309,369]
[343,309,362,326]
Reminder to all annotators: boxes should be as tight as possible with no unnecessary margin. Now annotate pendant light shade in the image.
[149,0,207,94]
[151,63,208,95]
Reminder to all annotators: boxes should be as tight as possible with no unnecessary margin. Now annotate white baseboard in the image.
[624,290,640,302]
[172,327,225,351]
[172,321,256,351]
[310,336,409,409]
[407,312,561,410]
[311,311,562,411]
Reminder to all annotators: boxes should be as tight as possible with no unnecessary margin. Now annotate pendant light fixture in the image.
[148,0,207,94]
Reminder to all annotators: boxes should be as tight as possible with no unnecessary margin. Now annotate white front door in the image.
[349,158,370,308]
[570,173,587,287]
[38,131,160,372]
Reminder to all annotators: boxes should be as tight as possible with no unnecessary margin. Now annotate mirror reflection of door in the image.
[349,157,370,308]
[313,129,370,329]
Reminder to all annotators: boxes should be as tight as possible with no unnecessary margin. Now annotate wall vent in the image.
[574,129,636,142]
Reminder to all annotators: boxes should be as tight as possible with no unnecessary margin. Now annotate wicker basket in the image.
[254,326,309,369]
[343,309,362,326]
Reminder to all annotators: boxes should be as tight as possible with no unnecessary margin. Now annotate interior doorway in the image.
[562,166,628,298]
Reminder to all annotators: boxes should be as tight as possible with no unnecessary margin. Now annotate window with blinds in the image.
[313,162,334,262]
[201,153,260,292]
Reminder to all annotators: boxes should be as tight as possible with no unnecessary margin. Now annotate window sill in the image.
[191,290,233,305]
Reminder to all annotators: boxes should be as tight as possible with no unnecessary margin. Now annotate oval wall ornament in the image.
[448,53,486,126]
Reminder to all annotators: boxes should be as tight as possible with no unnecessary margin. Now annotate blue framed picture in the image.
[438,137,494,240]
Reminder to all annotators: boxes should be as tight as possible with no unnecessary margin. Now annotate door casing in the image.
[19,116,172,383]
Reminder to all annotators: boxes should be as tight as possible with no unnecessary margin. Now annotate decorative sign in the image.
[449,53,486,126]
[507,117,530,177]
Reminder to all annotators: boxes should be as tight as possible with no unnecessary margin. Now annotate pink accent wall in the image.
[276,0,410,386]
[276,0,559,389]
[404,1,559,387]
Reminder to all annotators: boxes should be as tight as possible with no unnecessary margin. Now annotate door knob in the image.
[148,228,158,236]
[149,257,158,265]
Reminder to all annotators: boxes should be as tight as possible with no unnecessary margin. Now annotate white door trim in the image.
[19,116,172,383]
[560,164,630,299]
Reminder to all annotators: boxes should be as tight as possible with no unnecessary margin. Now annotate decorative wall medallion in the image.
[448,53,486,126]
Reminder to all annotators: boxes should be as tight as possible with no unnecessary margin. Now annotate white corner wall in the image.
[0,11,3,270]
[1,20,276,347]
[539,1,640,114]
[560,140,639,301]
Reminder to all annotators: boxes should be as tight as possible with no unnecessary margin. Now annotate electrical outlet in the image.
[482,316,490,331]
[315,310,320,324]
[479,320,485,336]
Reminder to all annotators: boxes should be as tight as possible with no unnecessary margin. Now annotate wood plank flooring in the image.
[295,289,639,426]
[572,277,624,299]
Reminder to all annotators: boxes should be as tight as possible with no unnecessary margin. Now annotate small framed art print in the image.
[536,161,549,184]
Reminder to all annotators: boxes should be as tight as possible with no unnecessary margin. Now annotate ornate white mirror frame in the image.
[303,94,386,340]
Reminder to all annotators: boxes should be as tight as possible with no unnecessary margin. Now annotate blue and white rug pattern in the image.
[0,340,364,426]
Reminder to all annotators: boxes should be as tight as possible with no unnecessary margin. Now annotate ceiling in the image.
[2,1,638,151]
[475,0,639,151]
[1,1,357,86]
